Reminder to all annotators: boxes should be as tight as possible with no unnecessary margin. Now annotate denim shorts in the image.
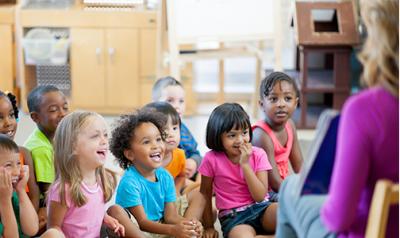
[219,200,272,238]
[268,190,279,202]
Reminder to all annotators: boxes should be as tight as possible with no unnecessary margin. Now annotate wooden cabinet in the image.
[139,28,156,105]
[0,6,15,93]
[18,7,158,114]
[70,28,139,112]
[0,25,13,92]
[140,29,156,81]
[18,7,196,114]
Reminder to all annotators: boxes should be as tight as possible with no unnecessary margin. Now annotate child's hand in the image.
[191,219,203,238]
[185,159,197,178]
[104,213,125,237]
[203,227,219,238]
[174,219,199,238]
[239,142,252,165]
[0,168,13,203]
[38,207,47,230]
[15,165,29,193]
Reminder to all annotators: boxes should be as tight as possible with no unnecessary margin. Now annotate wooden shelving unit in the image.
[0,4,16,93]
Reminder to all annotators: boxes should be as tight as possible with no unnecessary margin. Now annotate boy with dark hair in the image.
[25,85,69,194]
[24,85,69,230]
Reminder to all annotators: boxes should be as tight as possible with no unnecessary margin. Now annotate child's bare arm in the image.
[129,205,195,238]
[199,175,218,238]
[16,166,39,236]
[240,143,269,202]
[47,201,68,234]
[129,205,174,235]
[164,202,202,238]
[17,190,39,236]
[20,147,40,211]
[252,128,283,191]
[103,213,125,237]
[0,168,18,238]
[0,201,18,238]
[175,172,186,196]
[288,119,303,173]
[163,201,184,224]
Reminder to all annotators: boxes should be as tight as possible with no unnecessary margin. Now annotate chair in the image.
[365,179,399,238]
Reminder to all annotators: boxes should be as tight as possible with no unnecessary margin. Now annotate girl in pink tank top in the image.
[252,72,303,201]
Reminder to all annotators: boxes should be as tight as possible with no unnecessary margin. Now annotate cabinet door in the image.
[106,28,139,108]
[140,29,156,79]
[70,28,106,108]
[0,25,13,92]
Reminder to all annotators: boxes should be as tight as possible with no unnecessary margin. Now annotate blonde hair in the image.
[53,111,116,207]
[358,0,399,96]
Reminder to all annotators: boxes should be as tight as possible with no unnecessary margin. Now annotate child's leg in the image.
[40,228,65,238]
[107,205,145,238]
[260,202,277,233]
[182,179,199,195]
[184,188,218,222]
[183,190,206,220]
[228,224,257,238]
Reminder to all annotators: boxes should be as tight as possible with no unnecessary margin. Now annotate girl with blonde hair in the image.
[44,111,126,237]
[276,0,398,237]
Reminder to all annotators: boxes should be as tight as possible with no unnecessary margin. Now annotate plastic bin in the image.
[22,28,70,65]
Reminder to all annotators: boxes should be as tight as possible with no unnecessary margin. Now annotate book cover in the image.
[298,109,340,196]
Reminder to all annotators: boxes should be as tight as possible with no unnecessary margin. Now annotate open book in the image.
[297,109,340,196]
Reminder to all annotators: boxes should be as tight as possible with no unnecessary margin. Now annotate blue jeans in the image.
[276,174,336,238]
[219,200,272,238]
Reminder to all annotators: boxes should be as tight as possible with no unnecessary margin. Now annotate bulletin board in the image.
[160,0,282,117]
[169,0,275,44]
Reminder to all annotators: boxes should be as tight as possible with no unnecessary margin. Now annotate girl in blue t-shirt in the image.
[109,108,205,238]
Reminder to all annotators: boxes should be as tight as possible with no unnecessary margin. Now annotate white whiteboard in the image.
[170,0,275,44]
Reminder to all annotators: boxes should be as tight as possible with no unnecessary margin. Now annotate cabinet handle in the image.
[108,47,115,63]
[96,47,102,64]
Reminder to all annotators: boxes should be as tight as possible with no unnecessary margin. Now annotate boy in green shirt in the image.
[24,85,69,230]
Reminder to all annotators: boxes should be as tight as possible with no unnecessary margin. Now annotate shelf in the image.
[0,5,15,24]
[292,104,328,129]
[20,6,157,28]
[296,45,352,129]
